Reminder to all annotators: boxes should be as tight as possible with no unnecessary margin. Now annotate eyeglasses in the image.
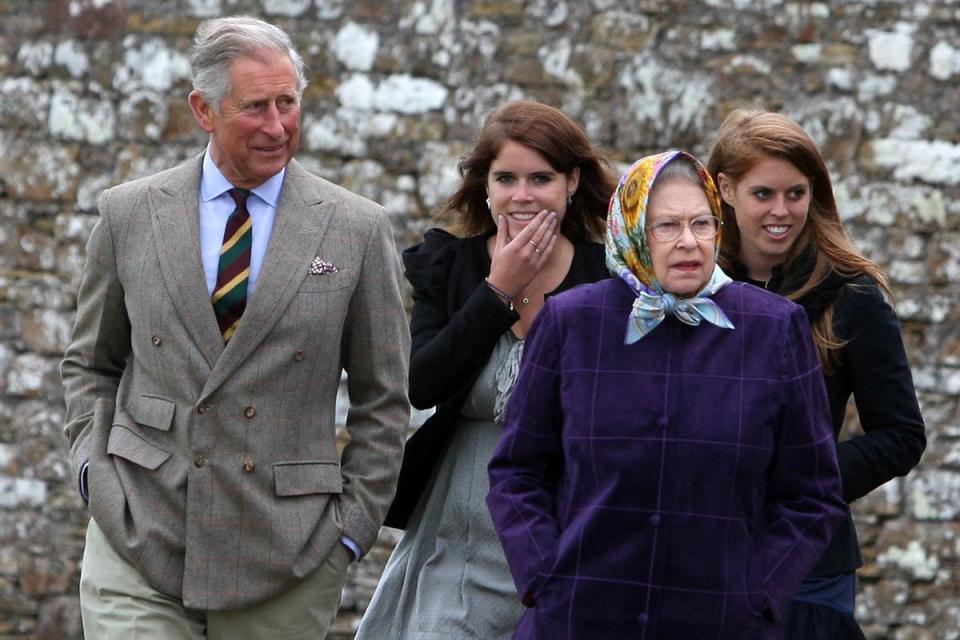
[647,216,722,242]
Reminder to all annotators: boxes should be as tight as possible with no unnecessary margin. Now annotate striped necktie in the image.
[212,188,252,341]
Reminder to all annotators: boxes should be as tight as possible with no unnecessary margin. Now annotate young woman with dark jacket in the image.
[355,100,615,640]
[707,108,926,639]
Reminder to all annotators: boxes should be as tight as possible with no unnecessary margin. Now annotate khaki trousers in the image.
[79,518,350,640]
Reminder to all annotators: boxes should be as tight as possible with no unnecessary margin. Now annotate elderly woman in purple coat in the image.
[486,150,847,639]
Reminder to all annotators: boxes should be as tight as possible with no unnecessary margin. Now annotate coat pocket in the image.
[126,395,175,431]
[107,424,172,470]
[273,461,343,496]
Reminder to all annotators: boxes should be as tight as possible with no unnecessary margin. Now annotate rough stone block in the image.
[7,354,60,399]
[0,134,79,202]
[38,595,83,640]
[48,84,116,145]
[0,77,50,129]
[909,469,960,521]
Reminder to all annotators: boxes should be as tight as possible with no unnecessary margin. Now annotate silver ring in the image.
[534,247,542,256]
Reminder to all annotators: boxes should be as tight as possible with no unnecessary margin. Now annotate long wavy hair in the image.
[707,108,890,372]
[442,100,615,242]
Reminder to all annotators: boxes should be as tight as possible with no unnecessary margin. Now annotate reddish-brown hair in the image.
[707,109,889,372]
[442,100,615,242]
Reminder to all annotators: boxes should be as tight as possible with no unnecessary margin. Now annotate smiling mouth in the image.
[764,225,790,237]
[508,212,537,221]
[255,143,286,153]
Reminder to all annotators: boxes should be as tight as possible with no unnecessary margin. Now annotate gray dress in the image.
[355,334,524,640]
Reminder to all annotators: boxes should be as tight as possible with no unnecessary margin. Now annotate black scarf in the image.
[728,246,853,323]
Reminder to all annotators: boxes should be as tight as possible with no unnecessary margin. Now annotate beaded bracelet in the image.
[484,278,515,311]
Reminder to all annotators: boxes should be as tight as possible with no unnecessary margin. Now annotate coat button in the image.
[196,403,208,414]
[243,460,256,473]
[151,335,162,346]
[244,406,256,418]
[293,350,305,361]
[193,453,206,468]
[648,514,660,527]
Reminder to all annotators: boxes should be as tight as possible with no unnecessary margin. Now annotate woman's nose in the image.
[675,224,697,247]
[770,196,789,216]
[511,183,533,201]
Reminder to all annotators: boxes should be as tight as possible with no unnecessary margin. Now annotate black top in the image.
[729,256,926,576]
[384,228,609,528]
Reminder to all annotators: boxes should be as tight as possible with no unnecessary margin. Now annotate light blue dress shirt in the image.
[198,148,282,295]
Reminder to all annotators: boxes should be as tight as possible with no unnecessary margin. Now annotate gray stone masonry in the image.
[1,1,958,638]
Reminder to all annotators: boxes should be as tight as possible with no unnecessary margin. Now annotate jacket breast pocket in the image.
[107,423,171,470]
[273,461,343,497]
[298,270,353,294]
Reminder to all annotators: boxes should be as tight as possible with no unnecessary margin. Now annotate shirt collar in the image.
[199,145,285,208]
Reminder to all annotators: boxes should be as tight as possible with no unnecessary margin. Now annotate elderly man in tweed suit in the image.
[60,15,410,640]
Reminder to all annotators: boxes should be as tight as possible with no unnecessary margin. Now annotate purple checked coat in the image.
[487,277,847,640]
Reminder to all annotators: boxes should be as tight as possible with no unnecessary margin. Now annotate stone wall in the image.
[1,0,957,638]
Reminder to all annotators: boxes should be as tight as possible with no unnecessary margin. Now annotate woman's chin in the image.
[661,278,707,298]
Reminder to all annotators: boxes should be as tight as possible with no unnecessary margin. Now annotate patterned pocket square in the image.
[308,257,339,275]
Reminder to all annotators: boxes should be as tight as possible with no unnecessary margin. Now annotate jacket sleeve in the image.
[833,282,926,502]
[60,188,130,497]
[404,230,518,409]
[754,305,847,621]
[338,210,412,554]
[486,301,564,603]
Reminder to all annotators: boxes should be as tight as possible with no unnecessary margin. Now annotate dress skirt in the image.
[356,334,523,640]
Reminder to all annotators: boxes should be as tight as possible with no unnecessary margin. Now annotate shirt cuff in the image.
[340,535,361,562]
[79,462,89,503]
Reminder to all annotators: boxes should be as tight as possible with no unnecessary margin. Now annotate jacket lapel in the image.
[199,160,335,399]
[149,155,225,369]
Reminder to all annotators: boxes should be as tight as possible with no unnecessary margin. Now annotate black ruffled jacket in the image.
[384,228,608,528]
[729,253,926,576]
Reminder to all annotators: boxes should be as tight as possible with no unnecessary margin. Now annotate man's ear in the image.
[717,172,735,206]
[188,90,215,133]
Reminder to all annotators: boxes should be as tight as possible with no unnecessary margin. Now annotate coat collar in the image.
[149,154,223,368]
[725,246,853,322]
[200,159,338,398]
[147,155,339,393]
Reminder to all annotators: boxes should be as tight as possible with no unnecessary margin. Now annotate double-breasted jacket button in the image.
[648,514,661,527]
[196,403,209,415]
[243,459,256,473]
[293,350,305,361]
[244,406,257,419]
[193,453,206,468]
[151,335,162,346]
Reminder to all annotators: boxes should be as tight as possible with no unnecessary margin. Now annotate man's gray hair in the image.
[190,15,308,112]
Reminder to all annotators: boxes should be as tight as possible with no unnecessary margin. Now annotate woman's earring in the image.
[485,197,491,210]
[567,193,573,206]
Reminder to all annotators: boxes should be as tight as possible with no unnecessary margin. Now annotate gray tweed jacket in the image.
[61,154,410,610]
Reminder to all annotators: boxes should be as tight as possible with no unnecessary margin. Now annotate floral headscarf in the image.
[605,150,735,343]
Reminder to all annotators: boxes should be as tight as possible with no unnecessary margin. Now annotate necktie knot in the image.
[229,188,250,209]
